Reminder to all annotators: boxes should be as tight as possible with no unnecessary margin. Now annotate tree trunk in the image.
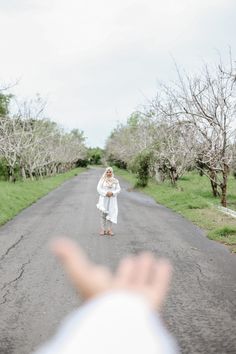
[220,164,229,207]
[169,167,178,186]
[21,166,26,180]
[220,183,227,207]
[209,170,219,197]
[29,170,34,181]
[8,166,15,182]
[53,165,57,175]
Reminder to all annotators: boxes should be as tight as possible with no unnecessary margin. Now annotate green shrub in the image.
[87,147,104,165]
[133,151,153,187]
[107,154,127,169]
[211,226,236,237]
[0,159,9,180]
[76,158,89,167]
[208,226,236,248]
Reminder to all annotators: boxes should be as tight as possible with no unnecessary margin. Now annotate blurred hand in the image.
[51,238,172,311]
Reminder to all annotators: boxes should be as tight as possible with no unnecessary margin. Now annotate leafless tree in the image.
[0,103,87,181]
[160,55,236,206]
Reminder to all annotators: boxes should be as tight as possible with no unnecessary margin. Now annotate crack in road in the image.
[0,259,31,305]
[195,262,207,278]
[196,274,204,290]
[0,235,25,263]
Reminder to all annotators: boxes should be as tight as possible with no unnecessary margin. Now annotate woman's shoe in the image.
[99,230,105,236]
[107,230,114,236]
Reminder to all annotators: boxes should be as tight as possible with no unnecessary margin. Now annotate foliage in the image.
[107,154,127,169]
[0,92,12,116]
[76,158,89,167]
[0,158,9,180]
[87,147,104,165]
[132,150,153,187]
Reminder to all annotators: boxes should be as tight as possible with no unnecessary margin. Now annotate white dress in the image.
[96,179,121,224]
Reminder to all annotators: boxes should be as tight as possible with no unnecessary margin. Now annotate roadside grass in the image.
[114,168,236,252]
[208,226,236,247]
[0,168,86,226]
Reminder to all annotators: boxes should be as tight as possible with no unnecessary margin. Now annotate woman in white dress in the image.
[96,167,121,236]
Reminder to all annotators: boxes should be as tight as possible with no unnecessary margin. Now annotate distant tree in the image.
[87,147,104,165]
[0,93,88,181]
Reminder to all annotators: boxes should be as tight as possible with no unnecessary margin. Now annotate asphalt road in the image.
[0,168,236,354]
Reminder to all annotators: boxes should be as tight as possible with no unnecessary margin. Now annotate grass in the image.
[114,168,236,253]
[208,226,236,247]
[0,168,86,226]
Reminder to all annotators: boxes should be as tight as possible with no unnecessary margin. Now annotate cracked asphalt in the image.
[0,168,236,354]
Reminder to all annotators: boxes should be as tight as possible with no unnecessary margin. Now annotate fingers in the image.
[115,256,136,286]
[115,252,157,286]
[135,252,156,285]
[51,238,88,267]
[151,259,172,310]
[114,252,172,310]
[51,238,112,299]
[51,238,95,298]
[51,238,172,308]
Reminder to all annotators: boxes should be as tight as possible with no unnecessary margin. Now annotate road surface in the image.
[0,168,235,353]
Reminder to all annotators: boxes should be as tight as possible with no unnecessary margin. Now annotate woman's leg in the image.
[100,212,106,234]
[107,220,114,235]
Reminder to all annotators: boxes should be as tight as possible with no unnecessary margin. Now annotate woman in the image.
[97,167,121,236]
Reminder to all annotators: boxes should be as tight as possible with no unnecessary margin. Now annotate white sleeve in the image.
[112,182,121,196]
[33,291,178,354]
[97,180,106,197]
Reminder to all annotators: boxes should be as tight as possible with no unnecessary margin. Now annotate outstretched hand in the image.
[51,238,172,310]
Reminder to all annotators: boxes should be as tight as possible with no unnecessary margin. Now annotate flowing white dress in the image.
[96,179,121,224]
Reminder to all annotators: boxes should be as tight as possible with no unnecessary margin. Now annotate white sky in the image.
[0,0,235,147]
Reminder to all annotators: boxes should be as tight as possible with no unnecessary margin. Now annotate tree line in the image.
[105,53,236,207]
[0,91,87,181]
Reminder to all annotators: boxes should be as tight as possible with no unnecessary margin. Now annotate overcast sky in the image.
[0,0,235,147]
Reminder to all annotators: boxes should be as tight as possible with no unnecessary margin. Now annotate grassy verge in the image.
[0,168,86,226]
[114,168,236,253]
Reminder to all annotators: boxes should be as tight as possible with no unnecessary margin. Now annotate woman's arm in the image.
[34,238,176,354]
[112,182,121,197]
[97,180,107,197]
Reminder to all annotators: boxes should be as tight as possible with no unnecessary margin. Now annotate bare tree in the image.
[161,55,236,206]
[0,116,21,181]
[0,98,87,181]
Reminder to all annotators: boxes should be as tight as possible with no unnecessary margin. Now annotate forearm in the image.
[97,183,107,197]
[111,184,121,196]
[34,291,178,354]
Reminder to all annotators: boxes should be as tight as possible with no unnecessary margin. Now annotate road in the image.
[0,168,235,353]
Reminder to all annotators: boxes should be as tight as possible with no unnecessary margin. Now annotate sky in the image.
[0,0,235,147]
